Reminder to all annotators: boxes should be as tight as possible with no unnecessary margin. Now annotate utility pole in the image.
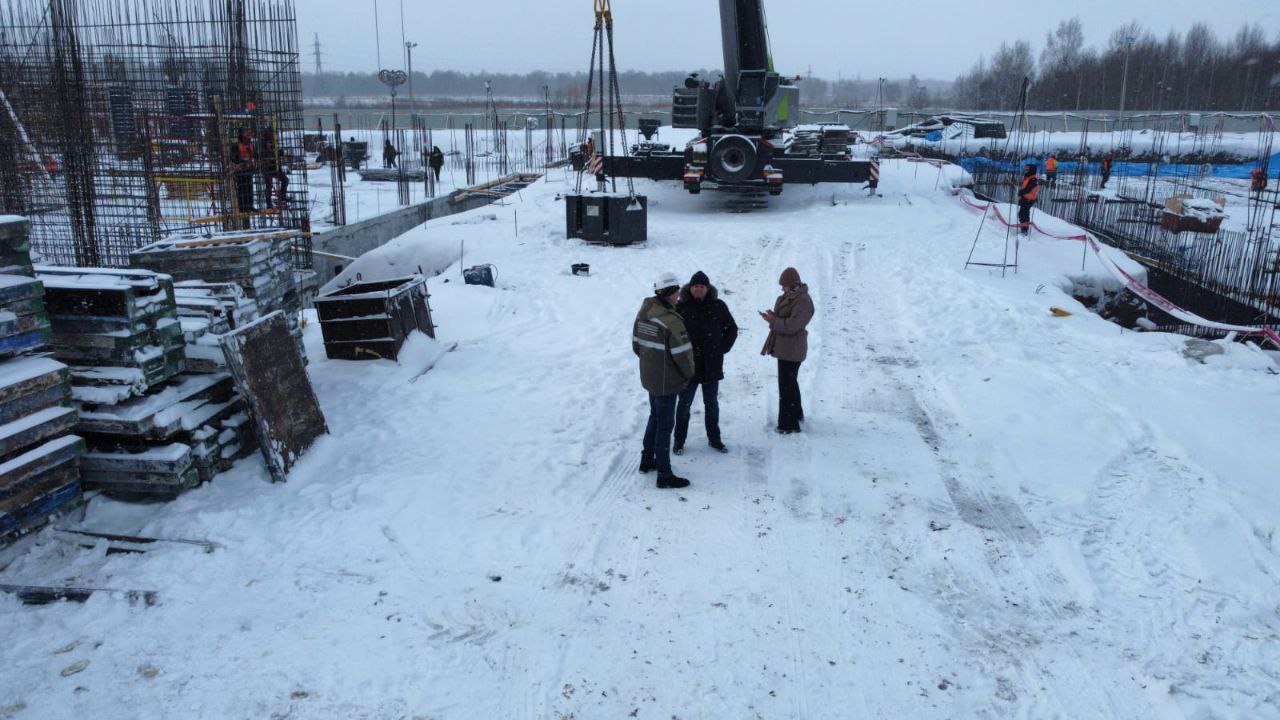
[405,41,418,113]
[1117,35,1135,120]
[877,77,885,129]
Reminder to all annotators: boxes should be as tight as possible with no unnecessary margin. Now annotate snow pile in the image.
[319,213,504,294]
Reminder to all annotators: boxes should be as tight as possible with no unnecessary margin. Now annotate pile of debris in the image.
[0,218,85,545]
[1161,195,1227,234]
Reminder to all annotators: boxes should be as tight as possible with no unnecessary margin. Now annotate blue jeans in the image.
[675,380,720,446]
[642,392,680,476]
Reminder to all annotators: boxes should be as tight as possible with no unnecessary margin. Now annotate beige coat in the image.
[760,283,814,362]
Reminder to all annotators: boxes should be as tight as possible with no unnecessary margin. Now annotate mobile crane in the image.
[604,0,876,199]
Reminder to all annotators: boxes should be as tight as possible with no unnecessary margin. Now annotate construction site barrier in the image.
[955,188,1280,351]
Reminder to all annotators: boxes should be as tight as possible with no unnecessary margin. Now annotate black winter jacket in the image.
[676,284,738,383]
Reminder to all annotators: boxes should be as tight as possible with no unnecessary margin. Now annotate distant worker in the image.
[684,72,702,90]
[1017,163,1039,236]
[1100,154,1113,189]
[1045,153,1058,187]
[1251,165,1268,194]
[633,272,696,489]
[260,128,285,209]
[383,139,399,169]
[428,145,445,181]
[228,127,257,217]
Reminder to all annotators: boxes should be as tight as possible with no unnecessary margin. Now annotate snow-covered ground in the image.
[3,161,1279,719]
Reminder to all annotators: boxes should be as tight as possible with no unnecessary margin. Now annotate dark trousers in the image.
[1017,199,1033,234]
[262,170,287,208]
[234,172,255,212]
[1100,172,1110,188]
[1046,171,1056,186]
[675,380,720,446]
[777,360,803,431]
[642,392,680,476]
[431,166,442,181]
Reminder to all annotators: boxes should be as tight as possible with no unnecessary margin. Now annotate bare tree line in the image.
[301,69,950,109]
[304,19,1279,113]
[952,19,1280,112]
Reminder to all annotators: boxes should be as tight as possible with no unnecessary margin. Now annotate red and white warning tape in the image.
[956,189,1280,350]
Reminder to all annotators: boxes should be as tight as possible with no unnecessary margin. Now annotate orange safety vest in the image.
[1021,175,1039,202]
[1252,167,1267,192]
[1046,157,1058,172]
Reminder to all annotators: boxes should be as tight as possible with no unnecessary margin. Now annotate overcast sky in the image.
[298,0,1278,82]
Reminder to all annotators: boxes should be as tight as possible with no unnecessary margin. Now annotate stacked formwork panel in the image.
[34,265,257,499]
[0,0,312,269]
[131,229,305,357]
[0,218,84,546]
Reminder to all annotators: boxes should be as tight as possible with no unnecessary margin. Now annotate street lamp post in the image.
[1118,35,1135,121]
[378,69,408,134]
[405,41,418,114]
[877,77,885,129]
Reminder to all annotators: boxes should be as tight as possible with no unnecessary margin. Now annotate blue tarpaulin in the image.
[956,153,1279,180]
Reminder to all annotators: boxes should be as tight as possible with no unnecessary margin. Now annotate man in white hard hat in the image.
[632,271,696,489]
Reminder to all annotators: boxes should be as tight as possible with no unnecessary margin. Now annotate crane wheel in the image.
[710,136,757,183]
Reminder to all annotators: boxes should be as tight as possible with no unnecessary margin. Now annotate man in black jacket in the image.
[674,270,738,454]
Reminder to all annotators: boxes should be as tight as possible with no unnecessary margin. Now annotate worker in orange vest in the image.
[1017,163,1039,236]
[1045,153,1058,187]
[1100,154,1113,189]
[1251,165,1267,194]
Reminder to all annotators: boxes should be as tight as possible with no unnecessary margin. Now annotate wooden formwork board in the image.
[0,406,78,464]
[75,372,235,438]
[219,312,326,482]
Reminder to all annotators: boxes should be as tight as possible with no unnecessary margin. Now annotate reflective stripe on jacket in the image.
[633,296,695,396]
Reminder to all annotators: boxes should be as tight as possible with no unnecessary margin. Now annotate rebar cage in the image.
[0,0,311,268]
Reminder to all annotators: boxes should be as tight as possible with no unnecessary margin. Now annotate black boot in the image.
[673,440,684,456]
[656,474,690,489]
[639,456,656,473]
[709,440,728,453]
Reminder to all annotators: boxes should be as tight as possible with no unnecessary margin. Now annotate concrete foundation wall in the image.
[311,192,499,283]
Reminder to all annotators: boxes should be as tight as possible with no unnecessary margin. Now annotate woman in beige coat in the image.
[759,267,814,434]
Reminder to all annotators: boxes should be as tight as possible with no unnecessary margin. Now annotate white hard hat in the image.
[653,271,680,294]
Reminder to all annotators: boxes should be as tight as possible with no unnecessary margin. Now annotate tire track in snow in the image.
[864,257,1160,717]
[498,444,639,719]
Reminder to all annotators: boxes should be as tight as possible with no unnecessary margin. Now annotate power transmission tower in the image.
[312,33,323,74]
